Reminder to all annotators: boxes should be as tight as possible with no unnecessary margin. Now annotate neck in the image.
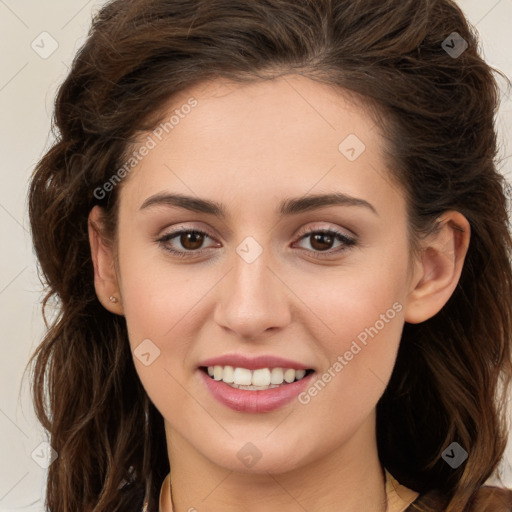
[164,415,388,512]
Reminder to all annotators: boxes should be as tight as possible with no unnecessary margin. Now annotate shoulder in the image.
[467,485,512,511]
[407,485,512,512]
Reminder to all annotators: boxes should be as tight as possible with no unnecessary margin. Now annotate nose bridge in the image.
[213,235,292,339]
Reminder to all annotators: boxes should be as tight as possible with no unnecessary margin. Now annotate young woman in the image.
[27,0,512,511]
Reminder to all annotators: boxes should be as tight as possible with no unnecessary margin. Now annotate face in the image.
[104,75,418,474]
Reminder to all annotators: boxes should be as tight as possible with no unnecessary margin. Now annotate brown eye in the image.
[156,228,220,258]
[294,228,356,257]
[179,231,205,251]
[309,232,336,251]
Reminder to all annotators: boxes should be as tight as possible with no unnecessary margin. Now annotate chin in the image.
[200,436,312,475]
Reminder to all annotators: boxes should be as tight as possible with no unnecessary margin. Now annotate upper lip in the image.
[198,354,312,371]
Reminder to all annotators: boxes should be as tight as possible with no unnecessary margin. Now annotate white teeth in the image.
[236,384,281,390]
[295,369,306,380]
[222,365,235,383]
[233,367,252,386]
[204,365,310,389]
[252,368,271,387]
[270,368,284,384]
[284,369,296,383]
[213,365,223,381]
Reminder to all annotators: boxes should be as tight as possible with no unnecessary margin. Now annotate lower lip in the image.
[199,369,315,413]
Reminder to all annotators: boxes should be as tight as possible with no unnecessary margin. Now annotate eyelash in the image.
[156,226,357,260]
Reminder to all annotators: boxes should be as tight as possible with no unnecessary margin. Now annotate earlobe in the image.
[88,206,124,315]
[404,211,470,324]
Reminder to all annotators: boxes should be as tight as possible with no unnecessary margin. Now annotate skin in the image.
[89,75,470,512]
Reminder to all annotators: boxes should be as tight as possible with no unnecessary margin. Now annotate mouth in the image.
[199,365,315,391]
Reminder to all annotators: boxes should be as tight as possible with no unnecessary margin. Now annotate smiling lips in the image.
[198,354,315,413]
[205,365,308,390]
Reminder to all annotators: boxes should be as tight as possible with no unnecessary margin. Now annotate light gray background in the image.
[1,1,511,510]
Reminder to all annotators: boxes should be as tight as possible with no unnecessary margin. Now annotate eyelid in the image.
[157,226,219,247]
[158,222,356,242]
[156,222,357,258]
[291,225,357,258]
[294,222,356,240]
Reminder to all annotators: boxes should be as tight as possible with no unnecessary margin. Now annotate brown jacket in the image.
[404,485,512,511]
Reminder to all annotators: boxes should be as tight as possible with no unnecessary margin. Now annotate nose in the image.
[213,244,292,341]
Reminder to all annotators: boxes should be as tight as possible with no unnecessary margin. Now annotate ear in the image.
[404,211,470,324]
[88,205,124,315]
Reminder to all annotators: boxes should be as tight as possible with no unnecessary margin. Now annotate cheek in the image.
[116,241,230,410]
[118,237,211,343]
[291,248,408,415]
[117,251,209,420]
[292,243,408,352]
[114,238,190,384]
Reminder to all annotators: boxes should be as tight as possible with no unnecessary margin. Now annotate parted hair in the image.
[27,0,512,510]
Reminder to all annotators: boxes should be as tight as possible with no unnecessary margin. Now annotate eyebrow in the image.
[139,192,378,217]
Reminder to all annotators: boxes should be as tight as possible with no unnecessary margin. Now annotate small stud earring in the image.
[109,295,118,303]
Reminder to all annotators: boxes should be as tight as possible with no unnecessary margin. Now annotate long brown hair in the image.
[27,0,512,510]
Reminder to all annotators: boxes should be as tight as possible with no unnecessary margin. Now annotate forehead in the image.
[118,75,404,220]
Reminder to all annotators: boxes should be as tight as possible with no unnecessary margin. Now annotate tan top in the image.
[158,468,419,512]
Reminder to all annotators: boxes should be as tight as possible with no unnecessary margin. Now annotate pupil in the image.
[182,232,203,250]
[311,233,333,251]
